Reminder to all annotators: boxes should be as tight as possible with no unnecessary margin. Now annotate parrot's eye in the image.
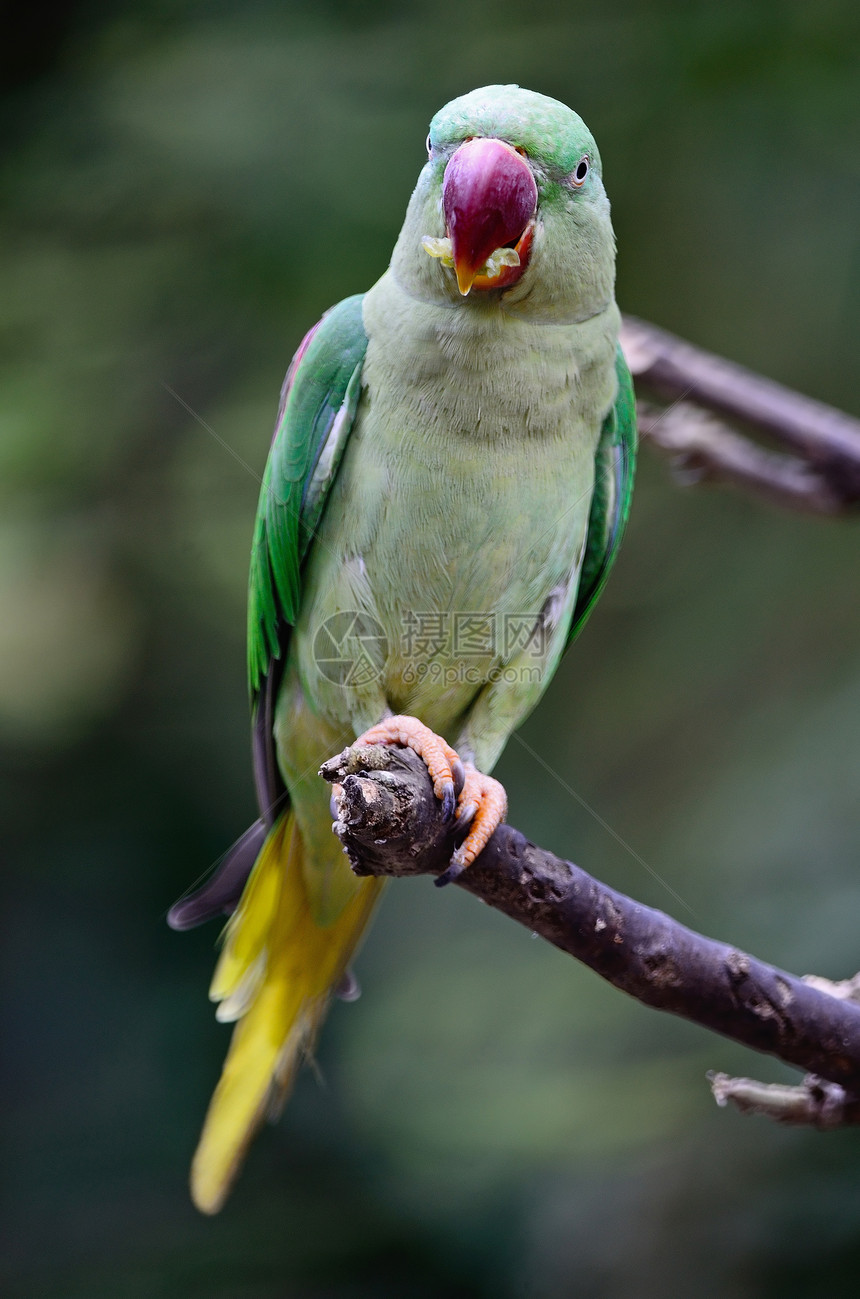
[426,133,432,156]
[570,156,590,187]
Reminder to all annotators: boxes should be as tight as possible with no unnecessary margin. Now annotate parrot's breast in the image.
[286,272,619,751]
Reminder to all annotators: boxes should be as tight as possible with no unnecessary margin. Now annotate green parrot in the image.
[169,84,636,1213]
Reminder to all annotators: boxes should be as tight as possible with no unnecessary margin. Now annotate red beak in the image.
[442,137,538,295]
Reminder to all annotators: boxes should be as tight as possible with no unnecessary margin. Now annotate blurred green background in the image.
[4,1,860,1295]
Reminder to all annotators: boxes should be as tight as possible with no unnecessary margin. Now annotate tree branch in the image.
[321,744,860,1121]
[709,1073,860,1128]
[635,399,846,515]
[621,315,860,511]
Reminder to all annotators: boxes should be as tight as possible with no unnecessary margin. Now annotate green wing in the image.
[248,294,367,697]
[248,294,367,824]
[567,342,637,648]
[168,294,368,925]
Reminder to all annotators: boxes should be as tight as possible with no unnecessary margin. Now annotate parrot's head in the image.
[390,85,616,324]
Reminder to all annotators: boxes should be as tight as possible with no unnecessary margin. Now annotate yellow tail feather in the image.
[191,811,384,1214]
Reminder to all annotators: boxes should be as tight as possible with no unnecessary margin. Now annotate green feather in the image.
[429,84,603,179]
[247,294,367,695]
[568,343,638,647]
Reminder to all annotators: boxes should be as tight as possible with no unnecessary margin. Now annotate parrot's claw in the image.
[441,757,466,818]
[436,764,508,888]
[354,715,460,817]
[456,800,478,829]
[352,716,506,882]
[440,778,457,821]
[435,848,469,888]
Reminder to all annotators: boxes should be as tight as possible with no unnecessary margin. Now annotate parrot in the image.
[168,84,636,1214]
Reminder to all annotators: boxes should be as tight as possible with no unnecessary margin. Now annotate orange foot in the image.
[437,762,508,888]
[354,715,507,887]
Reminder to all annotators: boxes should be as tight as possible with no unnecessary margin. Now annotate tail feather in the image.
[167,819,266,931]
[190,811,383,1215]
[208,820,286,1013]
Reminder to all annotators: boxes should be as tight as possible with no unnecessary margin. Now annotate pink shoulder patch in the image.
[272,318,324,439]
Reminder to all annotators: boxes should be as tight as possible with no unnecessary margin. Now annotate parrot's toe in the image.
[435,765,508,888]
[355,714,460,814]
[352,717,504,879]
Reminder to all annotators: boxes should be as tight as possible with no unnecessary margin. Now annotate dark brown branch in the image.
[321,744,860,1104]
[621,315,860,510]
